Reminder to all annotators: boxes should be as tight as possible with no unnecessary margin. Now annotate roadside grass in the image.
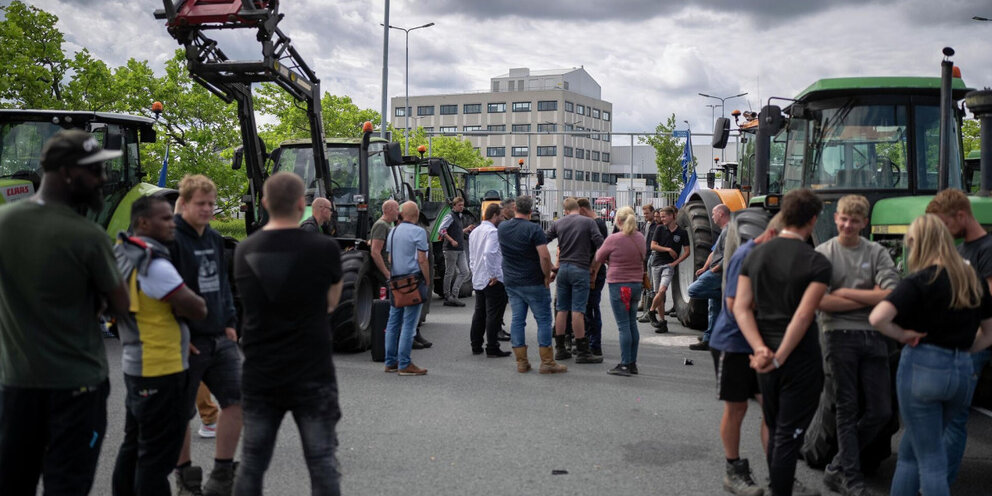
[213,217,247,241]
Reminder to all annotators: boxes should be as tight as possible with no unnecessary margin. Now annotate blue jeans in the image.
[385,302,423,369]
[890,344,977,496]
[608,282,642,365]
[506,285,554,348]
[587,272,606,351]
[688,269,722,342]
[555,263,590,313]
[945,349,990,485]
[234,383,341,496]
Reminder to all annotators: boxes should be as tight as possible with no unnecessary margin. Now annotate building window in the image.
[590,133,599,141]
[488,102,506,113]
[576,104,585,115]
[565,123,574,132]
[395,107,411,117]
[603,133,610,141]
[440,104,458,115]
[591,151,601,161]
[537,146,556,156]
[508,80,515,92]
[537,123,557,132]
[464,103,481,114]
[592,108,601,119]
[537,100,558,111]
[586,106,593,117]
[603,152,611,162]
[576,148,585,159]
[486,147,505,157]
[440,126,457,134]
[487,124,505,132]
[463,125,481,132]
[564,169,573,180]
[512,101,532,112]
[511,146,529,157]
[538,168,556,179]
[602,111,611,121]
[492,81,500,92]
[564,146,573,157]
[417,105,434,116]
[592,172,600,182]
[565,101,574,112]
[511,124,531,132]
[422,127,433,133]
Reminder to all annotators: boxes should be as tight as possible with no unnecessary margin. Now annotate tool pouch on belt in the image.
[387,273,426,308]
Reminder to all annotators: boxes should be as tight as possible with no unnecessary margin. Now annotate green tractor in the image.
[0,109,175,232]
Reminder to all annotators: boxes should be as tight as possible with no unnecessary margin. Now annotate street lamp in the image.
[698,92,748,118]
[382,21,435,154]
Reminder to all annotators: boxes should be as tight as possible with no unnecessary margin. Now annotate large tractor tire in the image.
[672,199,713,330]
[721,207,773,285]
[332,250,375,352]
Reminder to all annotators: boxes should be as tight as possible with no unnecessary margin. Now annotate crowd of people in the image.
[2,130,992,496]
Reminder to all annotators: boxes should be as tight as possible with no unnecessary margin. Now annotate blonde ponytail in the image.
[616,206,637,236]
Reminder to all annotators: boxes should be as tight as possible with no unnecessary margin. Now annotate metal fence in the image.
[530,189,681,229]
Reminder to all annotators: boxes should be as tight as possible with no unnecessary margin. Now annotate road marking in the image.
[642,335,701,347]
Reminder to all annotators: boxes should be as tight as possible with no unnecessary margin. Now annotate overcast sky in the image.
[14,0,992,141]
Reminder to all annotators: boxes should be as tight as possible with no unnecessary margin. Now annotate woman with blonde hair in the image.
[591,206,646,376]
[870,214,992,495]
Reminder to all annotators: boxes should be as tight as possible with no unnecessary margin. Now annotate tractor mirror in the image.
[759,105,785,135]
[536,170,545,186]
[428,159,444,176]
[105,131,123,151]
[139,126,157,143]
[231,146,244,170]
[385,142,404,166]
[712,117,731,149]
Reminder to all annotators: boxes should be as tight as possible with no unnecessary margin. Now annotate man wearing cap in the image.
[0,129,131,494]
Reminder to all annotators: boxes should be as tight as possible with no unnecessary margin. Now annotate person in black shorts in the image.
[647,206,690,333]
[735,189,831,496]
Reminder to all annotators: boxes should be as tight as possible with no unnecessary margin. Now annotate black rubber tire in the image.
[672,199,713,330]
[332,250,375,352]
[721,207,773,285]
[420,245,434,325]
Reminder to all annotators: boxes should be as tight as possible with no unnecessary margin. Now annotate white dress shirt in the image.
[469,220,503,290]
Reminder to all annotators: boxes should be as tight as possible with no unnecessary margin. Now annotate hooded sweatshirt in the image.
[169,214,237,336]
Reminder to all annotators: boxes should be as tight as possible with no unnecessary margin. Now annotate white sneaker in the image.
[198,422,217,438]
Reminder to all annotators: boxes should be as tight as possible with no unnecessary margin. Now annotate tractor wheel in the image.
[721,207,772,277]
[332,250,375,352]
[672,199,713,330]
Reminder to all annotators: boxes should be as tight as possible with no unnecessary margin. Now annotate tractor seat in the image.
[482,189,502,201]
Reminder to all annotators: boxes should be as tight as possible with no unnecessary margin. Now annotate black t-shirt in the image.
[594,217,608,282]
[886,265,992,350]
[234,229,343,394]
[652,224,689,266]
[740,237,832,350]
[959,234,992,281]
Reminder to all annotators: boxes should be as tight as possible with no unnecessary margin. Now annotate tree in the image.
[640,113,685,192]
[963,118,979,157]
[253,83,382,147]
[0,1,71,109]
[405,127,493,169]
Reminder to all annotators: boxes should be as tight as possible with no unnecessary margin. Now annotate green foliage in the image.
[639,114,684,191]
[0,1,70,109]
[211,217,248,240]
[963,118,979,157]
[253,83,382,147]
[405,127,492,169]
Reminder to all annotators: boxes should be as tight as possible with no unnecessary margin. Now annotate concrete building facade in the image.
[390,67,613,198]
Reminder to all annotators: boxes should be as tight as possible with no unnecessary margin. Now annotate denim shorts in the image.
[555,263,590,313]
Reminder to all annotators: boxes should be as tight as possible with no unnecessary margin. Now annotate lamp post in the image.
[698,92,748,119]
[383,21,435,155]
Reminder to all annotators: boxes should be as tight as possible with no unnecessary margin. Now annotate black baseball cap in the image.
[40,129,123,172]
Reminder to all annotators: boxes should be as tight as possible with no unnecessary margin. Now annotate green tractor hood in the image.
[870,195,992,236]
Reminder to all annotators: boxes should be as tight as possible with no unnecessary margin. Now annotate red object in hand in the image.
[379,287,387,300]
[620,286,632,311]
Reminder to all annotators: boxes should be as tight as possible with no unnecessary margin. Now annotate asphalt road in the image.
[85,292,992,495]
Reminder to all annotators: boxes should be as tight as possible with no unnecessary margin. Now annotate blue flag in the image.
[157,144,170,187]
[675,130,697,208]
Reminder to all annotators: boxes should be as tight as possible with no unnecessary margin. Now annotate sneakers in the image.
[443,296,466,307]
[628,362,639,375]
[654,320,669,334]
[823,465,844,493]
[384,364,398,373]
[413,333,433,349]
[398,363,428,376]
[637,313,651,323]
[791,478,820,496]
[723,459,763,496]
[175,465,204,496]
[197,422,217,439]
[689,340,710,351]
[203,462,236,496]
[607,363,632,377]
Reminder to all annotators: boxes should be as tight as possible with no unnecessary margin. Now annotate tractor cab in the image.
[0,109,166,233]
[463,166,522,222]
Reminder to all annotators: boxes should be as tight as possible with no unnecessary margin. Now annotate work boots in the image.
[203,462,237,496]
[513,346,531,373]
[175,465,204,496]
[723,458,763,496]
[553,334,572,360]
[538,346,567,374]
[574,337,603,364]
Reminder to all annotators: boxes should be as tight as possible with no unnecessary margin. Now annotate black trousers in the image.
[112,371,189,496]
[0,379,110,496]
[757,348,824,496]
[470,282,508,351]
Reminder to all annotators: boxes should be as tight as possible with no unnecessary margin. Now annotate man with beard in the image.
[0,130,130,494]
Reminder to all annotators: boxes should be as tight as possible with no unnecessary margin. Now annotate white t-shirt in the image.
[139,258,185,300]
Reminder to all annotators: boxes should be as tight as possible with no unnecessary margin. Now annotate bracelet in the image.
[772,357,781,369]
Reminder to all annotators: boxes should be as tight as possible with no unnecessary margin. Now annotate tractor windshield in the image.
[0,120,60,179]
[787,99,962,192]
[466,172,516,206]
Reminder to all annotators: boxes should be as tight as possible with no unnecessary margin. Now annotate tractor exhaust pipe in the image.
[938,47,955,191]
[966,89,992,196]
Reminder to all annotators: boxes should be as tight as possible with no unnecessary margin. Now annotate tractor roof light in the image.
[362,121,374,133]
